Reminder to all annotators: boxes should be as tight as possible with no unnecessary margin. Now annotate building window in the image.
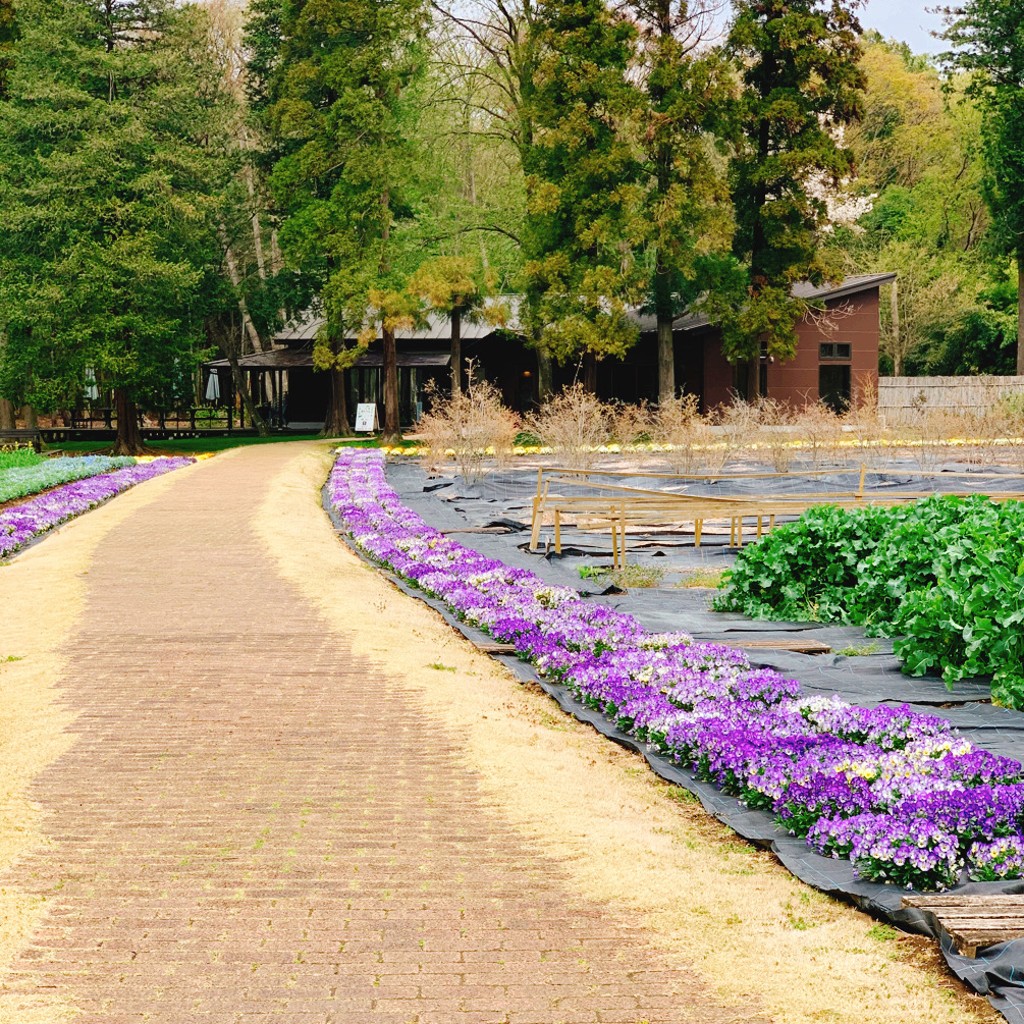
[820,342,852,360]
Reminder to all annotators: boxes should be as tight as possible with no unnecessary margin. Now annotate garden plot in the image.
[364,454,1024,1020]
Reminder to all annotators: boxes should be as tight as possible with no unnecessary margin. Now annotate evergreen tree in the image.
[941,1,1024,373]
[524,0,647,391]
[0,0,230,453]
[256,0,430,441]
[628,0,733,402]
[715,0,865,398]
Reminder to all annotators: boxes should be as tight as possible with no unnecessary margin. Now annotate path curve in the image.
[0,443,763,1024]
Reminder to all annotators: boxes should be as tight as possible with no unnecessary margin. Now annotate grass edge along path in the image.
[258,444,999,1024]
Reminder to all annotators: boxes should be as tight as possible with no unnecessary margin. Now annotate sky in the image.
[859,0,945,55]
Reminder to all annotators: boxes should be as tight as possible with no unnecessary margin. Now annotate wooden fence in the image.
[878,376,1024,417]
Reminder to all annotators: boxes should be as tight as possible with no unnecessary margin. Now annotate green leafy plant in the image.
[716,496,1024,706]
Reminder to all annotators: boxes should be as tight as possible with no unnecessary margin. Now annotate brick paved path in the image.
[0,445,761,1024]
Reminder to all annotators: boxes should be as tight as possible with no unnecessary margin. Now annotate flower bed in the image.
[327,450,1024,893]
[0,455,137,505]
[0,457,193,558]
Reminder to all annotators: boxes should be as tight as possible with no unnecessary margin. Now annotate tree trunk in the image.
[0,398,15,430]
[536,344,554,404]
[656,315,675,404]
[322,367,353,437]
[227,353,268,436]
[1017,250,1024,376]
[112,387,145,455]
[450,305,462,395]
[582,351,598,394]
[748,355,761,401]
[382,325,401,443]
[21,404,37,429]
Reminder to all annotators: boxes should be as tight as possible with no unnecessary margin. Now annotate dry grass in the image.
[259,444,1001,1024]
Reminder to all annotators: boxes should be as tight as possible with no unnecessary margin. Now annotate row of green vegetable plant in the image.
[714,496,1024,708]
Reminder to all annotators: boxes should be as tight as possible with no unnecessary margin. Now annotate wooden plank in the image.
[733,639,832,655]
[903,894,1024,957]
[475,642,518,655]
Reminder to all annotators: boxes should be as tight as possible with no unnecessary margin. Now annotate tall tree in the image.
[408,257,499,394]
[715,0,865,398]
[0,0,230,453]
[941,1,1024,373]
[628,0,733,402]
[524,0,647,391]
[255,0,430,442]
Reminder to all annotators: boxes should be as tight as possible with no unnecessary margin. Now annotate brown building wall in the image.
[693,289,882,411]
[768,291,880,409]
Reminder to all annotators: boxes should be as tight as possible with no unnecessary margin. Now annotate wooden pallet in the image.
[732,638,833,655]
[903,894,1024,957]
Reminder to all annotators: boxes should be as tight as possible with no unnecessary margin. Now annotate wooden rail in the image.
[529,464,1024,566]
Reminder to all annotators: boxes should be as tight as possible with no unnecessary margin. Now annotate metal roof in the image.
[275,310,502,344]
[208,347,451,370]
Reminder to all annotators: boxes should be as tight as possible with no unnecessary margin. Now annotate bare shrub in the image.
[609,401,654,446]
[752,397,797,472]
[651,394,726,476]
[527,383,611,469]
[417,375,519,484]
[792,402,844,469]
[993,394,1024,470]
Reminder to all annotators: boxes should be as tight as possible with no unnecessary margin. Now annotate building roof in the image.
[269,273,895,344]
[672,273,897,333]
[207,347,451,371]
[275,310,501,344]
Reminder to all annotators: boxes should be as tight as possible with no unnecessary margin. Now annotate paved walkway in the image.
[0,444,761,1024]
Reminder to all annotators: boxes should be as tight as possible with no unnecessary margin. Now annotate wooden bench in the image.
[0,428,43,452]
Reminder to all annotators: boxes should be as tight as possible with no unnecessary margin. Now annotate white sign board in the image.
[354,403,379,432]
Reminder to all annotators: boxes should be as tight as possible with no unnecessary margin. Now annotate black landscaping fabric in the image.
[342,459,1024,1021]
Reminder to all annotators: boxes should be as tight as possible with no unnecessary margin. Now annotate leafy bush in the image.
[716,496,1024,707]
[0,445,43,472]
[0,455,136,505]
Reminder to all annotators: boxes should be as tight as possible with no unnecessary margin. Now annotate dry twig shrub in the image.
[609,401,654,446]
[527,383,610,469]
[792,401,844,469]
[417,374,519,484]
[651,394,726,476]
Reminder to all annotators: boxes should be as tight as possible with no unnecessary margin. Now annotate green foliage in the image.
[628,0,734,399]
[832,38,993,375]
[522,0,646,365]
[0,445,41,472]
[261,0,430,344]
[715,0,865,376]
[940,1,1024,371]
[716,496,1024,706]
[0,0,231,430]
